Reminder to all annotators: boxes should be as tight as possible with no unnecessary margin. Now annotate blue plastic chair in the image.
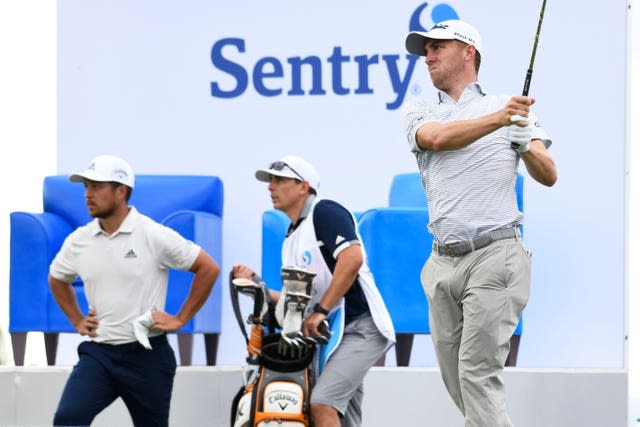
[9,175,224,365]
[387,172,524,365]
[357,207,432,366]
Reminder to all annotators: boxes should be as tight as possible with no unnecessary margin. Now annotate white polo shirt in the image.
[50,206,201,344]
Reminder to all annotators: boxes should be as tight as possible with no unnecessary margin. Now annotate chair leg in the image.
[11,332,27,366]
[204,333,219,366]
[505,334,521,367]
[44,333,59,366]
[177,334,193,366]
[395,333,415,367]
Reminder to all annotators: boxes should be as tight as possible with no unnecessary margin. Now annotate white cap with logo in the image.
[69,154,135,188]
[405,20,483,56]
[255,155,320,192]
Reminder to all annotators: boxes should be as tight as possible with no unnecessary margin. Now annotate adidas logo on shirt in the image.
[124,249,137,259]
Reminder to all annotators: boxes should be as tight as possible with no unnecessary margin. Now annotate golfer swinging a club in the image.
[402,20,557,426]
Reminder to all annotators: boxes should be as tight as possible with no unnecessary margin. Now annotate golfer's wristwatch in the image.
[312,303,329,316]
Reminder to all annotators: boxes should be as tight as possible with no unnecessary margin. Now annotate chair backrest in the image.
[44,175,224,227]
[261,210,290,291]
[358,207,431,334]
[389,172,524,212]
[388,173,426,207]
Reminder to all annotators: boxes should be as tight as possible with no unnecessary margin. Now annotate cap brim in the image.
[406,30,465,56]
[69,171,111,183]
[255,168,299,182]
[406,31,430,56]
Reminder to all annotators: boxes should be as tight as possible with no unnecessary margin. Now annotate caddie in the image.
[232,154,395,427]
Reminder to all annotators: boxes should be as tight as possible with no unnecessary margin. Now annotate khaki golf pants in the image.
[421,238,531,427]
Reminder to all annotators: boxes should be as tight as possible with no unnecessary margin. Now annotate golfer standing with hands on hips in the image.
[402,20,557,426]
[48,155,220,427]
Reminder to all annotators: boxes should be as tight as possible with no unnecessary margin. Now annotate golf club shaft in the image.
[522,0,548,96]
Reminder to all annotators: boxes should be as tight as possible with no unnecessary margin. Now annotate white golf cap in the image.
[69,154,135,188]
[255,155,320,191]
[406,20,483,56]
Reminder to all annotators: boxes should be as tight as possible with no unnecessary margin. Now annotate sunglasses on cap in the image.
[270,161,304,182]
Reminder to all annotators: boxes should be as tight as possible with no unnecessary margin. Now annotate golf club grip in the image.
[522,69,533,96]
[253,290,264,319]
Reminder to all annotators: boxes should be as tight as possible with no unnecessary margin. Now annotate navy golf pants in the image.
[53,334,177,427]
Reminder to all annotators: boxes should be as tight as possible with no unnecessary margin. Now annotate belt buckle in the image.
[442,244,454,257]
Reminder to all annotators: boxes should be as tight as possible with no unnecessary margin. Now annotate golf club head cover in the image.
[276,266,316,350]
[232,276,272,322]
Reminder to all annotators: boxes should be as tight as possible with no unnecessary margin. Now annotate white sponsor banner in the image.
[57,0,626,367]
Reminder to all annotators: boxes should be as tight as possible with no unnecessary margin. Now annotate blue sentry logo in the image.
[302,250,312,267]
[209,3,458,110]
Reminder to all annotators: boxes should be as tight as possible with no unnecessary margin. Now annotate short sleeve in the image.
[49,234,80,284]
[402,97,434,153]
[151,223,202,271]
[529,111,552,149]
[312,200,359,259]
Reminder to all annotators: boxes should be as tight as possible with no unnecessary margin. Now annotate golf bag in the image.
[230,267,322,427]
[231,333,314,427]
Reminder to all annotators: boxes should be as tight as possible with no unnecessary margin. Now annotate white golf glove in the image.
[508,114,532,154]
[133,310,154,350]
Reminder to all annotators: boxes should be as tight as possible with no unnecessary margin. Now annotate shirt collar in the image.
[88,206,139,237]
[438,82,486,104]
[286,195,316,236]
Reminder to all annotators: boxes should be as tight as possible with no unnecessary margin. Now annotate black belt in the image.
[433,227,520,257]
[98,333,167,352]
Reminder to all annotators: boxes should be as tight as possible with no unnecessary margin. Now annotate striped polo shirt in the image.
[403,83,551,244]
